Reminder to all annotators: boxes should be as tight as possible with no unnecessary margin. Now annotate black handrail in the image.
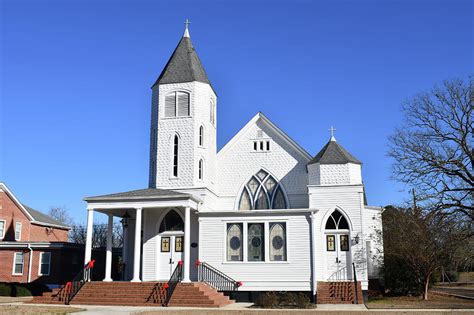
[197,261,240,291]
[65,260,95,305]
[352,262,359,304]
[164,261,183,306]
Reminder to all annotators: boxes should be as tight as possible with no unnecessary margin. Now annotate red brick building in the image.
[0,183,83,285]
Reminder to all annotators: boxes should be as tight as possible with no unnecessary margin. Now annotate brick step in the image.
[71,300,161,306]
[78,289,157,295]
[169,295,227,302]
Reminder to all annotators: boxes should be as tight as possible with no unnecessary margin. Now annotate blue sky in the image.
[1,0,472,224]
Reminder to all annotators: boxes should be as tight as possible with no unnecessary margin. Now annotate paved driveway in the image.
[433,286,474,299]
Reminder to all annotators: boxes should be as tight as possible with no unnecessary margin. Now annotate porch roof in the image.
[83,188,201,214]
[84,188,199,202]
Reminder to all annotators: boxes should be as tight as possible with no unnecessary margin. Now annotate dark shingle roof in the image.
[84,188,190,201]
[153,36,211,87]
[308,139,362,165]
[22,205,70,229]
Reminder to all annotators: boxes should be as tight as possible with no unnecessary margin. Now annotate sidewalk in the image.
[1,301,473,315]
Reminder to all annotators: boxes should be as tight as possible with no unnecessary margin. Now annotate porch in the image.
[82,188,201,283]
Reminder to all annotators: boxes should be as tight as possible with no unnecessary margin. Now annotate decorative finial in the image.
[329,126,336,141]
[183,18,191,38]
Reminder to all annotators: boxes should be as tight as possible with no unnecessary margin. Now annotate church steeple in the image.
[152,20,211,87]
[149,21,217,190]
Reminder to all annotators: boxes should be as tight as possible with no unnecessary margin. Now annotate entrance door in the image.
[324,210,351,280]
[326,233,350,280]
[158,234,184,279]
[156,209,185,280]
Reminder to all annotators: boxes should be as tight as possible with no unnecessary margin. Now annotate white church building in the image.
[82,24,383,303]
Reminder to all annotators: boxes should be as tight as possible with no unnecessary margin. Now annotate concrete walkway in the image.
[1,301,473,314]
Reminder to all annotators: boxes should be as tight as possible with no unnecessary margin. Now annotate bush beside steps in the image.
[0,282,50,297]
[254,292,313,309]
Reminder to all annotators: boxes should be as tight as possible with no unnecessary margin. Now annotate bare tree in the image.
[388,77,473,221]
[383,204,469,300]
[48,206,74,226]
[69,222,123,248]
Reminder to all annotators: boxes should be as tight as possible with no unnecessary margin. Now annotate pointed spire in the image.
[152,19,211,87]
[183,18,191,38]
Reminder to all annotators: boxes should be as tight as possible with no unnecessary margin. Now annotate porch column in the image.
[310,212,317,301]
[122,220,128,280]
[131,207,142,282]
[84,208,94,265]
[103,213,113,282]
[183,206,191,282]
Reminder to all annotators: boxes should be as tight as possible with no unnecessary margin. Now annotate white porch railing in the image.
[328,265,352,281]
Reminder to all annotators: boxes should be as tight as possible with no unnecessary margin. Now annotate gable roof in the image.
[84,188,194,201]
[152,34,211,87]
[308,138,361,165]
[0,183,71,230]
[217,112,312,161]
[23,205,70,229]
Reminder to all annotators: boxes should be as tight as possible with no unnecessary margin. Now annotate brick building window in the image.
[13,252,24,275]
[39,252,51,276]
[0,220,5,239]
[15,222,22,241]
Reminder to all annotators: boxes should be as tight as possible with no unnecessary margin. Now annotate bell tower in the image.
[148,21,217,190]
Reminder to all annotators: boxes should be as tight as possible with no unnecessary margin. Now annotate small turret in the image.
[307,132,362,186]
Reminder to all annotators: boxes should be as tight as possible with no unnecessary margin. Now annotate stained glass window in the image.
[326,235,335,251]
[227,223,243,261]
[237,170,288,210]
[255,190,269,209]
[248,223,264,261]
[239,189,252,210]
[340,235,349,251]
[270,223,286,261]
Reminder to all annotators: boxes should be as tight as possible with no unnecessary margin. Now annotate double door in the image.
[325,233,351,280]
[157,234,183,279]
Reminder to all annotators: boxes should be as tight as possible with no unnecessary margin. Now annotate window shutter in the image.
[177,92,190,116]
[165,93,176,117]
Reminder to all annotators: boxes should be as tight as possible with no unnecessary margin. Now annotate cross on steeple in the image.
[329,126,336,141]
[183,19,191,37]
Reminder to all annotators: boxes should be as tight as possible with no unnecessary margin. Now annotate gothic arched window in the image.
[172,135,179,177]
[210,100,215,125]
[199,125,204,146]
[159,210,184,233]
[198,159,204,180]
[238,170,288,210]
[226,223,243,261]
[269,222,286,261]
[325,210,350,230]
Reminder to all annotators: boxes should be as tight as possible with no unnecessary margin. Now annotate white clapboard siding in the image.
[308,184,369,290]
[199,212,312,291]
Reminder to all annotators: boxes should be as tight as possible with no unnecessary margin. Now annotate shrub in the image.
[255,292,312,309]
[0,283,37,297]
[255,292,279,308]
[0,283,11,296]
[294,292,311,308]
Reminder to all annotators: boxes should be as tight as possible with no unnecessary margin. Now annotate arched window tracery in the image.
[237,170,288,210]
